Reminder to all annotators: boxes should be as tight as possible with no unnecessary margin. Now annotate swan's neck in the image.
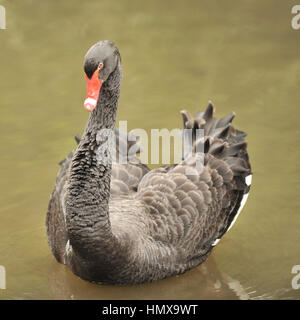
[66,66,121,258]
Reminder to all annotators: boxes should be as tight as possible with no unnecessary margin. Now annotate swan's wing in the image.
[110,129,150,196]
[110,162,149,195]
[136,103,251,264]
[46,151,72,263]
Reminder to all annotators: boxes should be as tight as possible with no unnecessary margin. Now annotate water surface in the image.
[0,0,299,299]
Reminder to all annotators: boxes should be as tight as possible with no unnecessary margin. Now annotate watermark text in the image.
[0,5,5,29]
[94,121,205,176]
[292,5,300,30]
[0,265,6,289]
[292,265,300,289]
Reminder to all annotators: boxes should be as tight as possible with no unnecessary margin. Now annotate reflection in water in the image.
[47,255,294,300]
[47,255,250,300]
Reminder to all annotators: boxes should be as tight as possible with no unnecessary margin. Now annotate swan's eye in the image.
[98,62,104,70]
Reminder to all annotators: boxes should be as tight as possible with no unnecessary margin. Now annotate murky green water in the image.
[0,0,299,299]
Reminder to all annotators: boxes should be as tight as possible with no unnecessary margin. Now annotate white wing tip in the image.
[65,240,72,255]
[245,174,252,186]
[212,238,221,246]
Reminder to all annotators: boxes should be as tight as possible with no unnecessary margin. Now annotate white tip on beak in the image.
[84,98,97,111]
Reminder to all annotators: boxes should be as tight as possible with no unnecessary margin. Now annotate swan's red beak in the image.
[84,69,102,112]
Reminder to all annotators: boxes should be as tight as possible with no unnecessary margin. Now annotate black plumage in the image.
[46,41,252,285]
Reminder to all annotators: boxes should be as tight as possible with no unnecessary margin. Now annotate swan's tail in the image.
[181,102,252,234]
[181,102,251,187]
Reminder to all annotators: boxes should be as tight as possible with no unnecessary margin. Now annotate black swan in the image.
[46,40,251,285]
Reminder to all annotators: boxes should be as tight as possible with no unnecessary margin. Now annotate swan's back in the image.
[105,103,251,283]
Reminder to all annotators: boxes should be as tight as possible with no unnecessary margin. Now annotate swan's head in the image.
[83,40,121,111]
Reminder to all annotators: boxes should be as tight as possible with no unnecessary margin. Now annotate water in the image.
[0,0,299,300]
